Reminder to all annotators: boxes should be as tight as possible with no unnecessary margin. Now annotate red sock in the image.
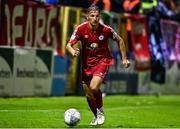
[94,90,103,109]
[87,97,97,117]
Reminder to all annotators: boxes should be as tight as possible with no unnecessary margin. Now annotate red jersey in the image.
[68,21,119,74]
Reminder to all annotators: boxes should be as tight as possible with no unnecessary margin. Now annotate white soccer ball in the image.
[64,108,81,126]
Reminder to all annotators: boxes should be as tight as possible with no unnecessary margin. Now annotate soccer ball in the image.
[64,108,81,126]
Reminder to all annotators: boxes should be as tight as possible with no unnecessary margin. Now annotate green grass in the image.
[0,95,180,128]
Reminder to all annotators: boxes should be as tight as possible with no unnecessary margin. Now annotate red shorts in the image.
[81,64,109,85]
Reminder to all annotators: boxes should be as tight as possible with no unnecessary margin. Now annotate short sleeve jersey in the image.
[68,21,119,69]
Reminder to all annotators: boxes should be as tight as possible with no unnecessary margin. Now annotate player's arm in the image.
[66,43,80,57]
[117,36,130,68]
[117,35,126,61]
[66,27,81,57]
[110,28,130,68]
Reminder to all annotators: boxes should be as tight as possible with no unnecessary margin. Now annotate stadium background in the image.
[0,0,180,128]
[0,0,179,97]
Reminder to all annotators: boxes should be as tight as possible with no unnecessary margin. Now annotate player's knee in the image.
[90,85,99,93]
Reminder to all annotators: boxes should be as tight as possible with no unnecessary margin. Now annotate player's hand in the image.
[122,59,130,68]
[72,48,80,57]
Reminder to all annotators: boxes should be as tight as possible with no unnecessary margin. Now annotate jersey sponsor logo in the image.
[90,43,98,50]
[99,35,104,40]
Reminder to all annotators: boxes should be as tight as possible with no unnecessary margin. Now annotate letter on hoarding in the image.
[12,5,23,45]
[5,5,10,45]
[34,8,46,47]
[25,8,33,46]
[47,8,57,47]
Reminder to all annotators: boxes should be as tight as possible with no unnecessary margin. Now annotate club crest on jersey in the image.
[99,35,104,40]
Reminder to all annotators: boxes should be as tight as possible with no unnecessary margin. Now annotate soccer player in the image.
[66,5,130,125]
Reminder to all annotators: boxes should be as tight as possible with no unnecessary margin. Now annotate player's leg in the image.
[83,84,97,116]
[94,89,103,112]
[89,76,102,92]
[90,76,105,125]
[81,72,99,125]
[82,84,98,125]
[90,76,103,109]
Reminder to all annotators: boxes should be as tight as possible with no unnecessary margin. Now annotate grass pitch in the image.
[0,95,180,128]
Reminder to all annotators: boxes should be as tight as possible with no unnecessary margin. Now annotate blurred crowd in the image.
[27,0,179,22]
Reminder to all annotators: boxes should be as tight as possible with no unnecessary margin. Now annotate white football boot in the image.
[90,116,98,125]
[97,108,105,125]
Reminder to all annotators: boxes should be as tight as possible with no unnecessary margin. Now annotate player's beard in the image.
[90,21,99,29]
